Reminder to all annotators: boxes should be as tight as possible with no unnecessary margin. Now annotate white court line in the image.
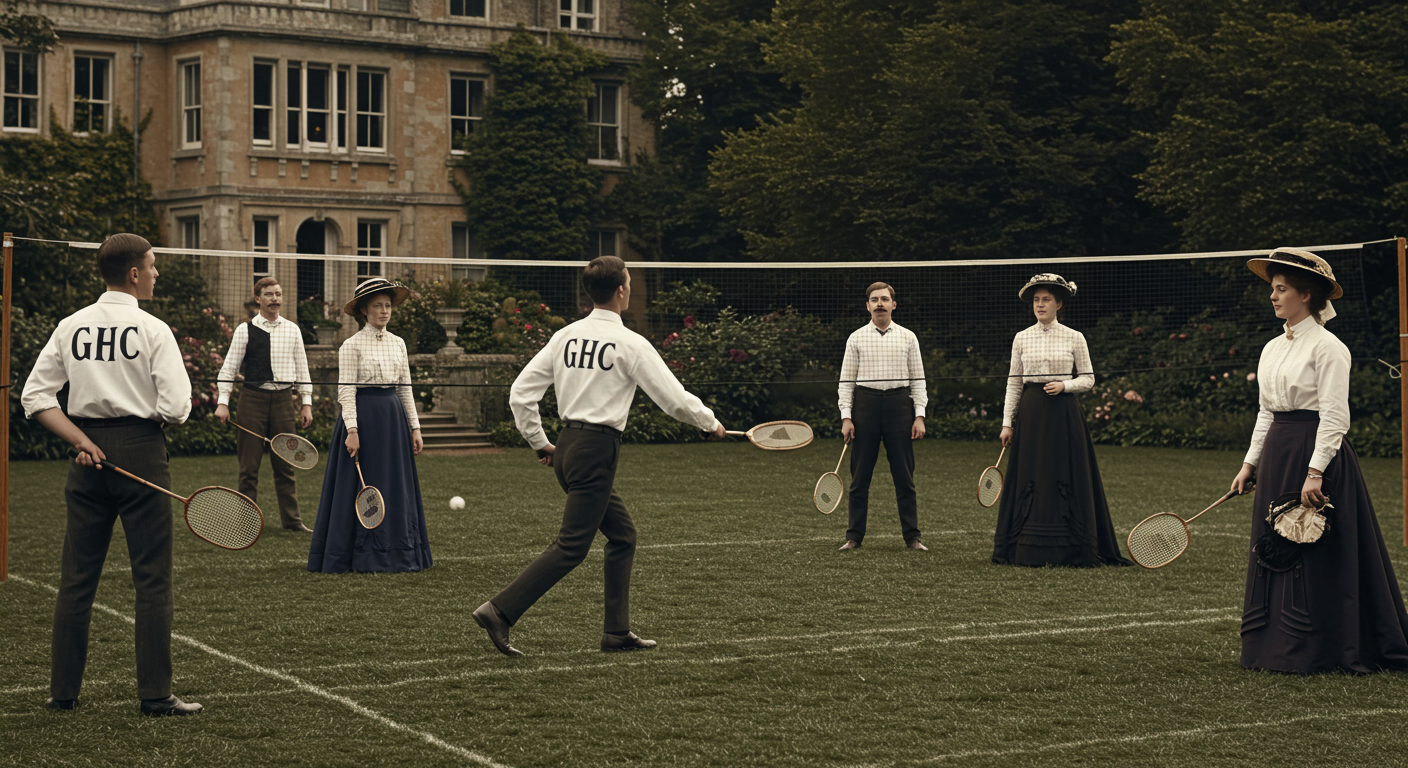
[327,614,1235,692]
[7,574,509,768]
[908,707,1408,765]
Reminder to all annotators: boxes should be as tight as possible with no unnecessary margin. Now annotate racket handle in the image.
[66,449,185,501]
[231,421,270,443]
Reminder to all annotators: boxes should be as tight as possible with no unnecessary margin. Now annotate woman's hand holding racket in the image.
[345,429,360,458]
[999,426,1013,447]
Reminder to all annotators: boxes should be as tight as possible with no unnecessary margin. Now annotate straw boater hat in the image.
[343,277,410,316]
[1017,273,1078,301]
[1245,247,1344,300]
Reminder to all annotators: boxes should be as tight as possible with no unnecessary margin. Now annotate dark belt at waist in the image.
[70,415,160,428]
[242,383,293,392]
[855,386,909,396]
[563,420,622,437]
[1272,409,1319,423]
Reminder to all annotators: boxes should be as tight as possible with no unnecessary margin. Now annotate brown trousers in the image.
[235,386,302,528]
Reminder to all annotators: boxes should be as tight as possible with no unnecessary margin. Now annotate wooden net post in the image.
[2,232,11,580]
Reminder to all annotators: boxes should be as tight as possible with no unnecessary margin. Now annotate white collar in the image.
[588,308,623,324]
[1033,319,1063,333]
[256,314,284,328]
[360,324,388,340]
[98,291,138,307]
[1284,315,1319,340]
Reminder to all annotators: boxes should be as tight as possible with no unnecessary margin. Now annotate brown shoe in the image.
[907,540,928,551]
[472,601,524,657]
[140,695,203,717]
[285,523,313,533]
[601,631,657,652]
[838,540,860,551]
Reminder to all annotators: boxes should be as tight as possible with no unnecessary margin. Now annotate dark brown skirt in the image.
[1241,410,1408,674]
[992,383,1131,567]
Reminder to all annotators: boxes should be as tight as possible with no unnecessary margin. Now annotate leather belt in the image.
[563,420,622,437]
[856,386,909,396]
[70,415,159,428]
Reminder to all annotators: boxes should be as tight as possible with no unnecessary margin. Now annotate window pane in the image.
[91,103,105,132]
[254,220,270,249]
[468,0,485,14]
[287,64,301,108]
[577,16,592,29]
[451,0,463,14]
[600,85,616,124]
[307,111,327,143]
[560,14,571,27]
[254,109,270,142]
[75,57,90,99]
[253,257,269,274]
[450,78,466,116]
[4,52,17,94]
[253,62,272,106]
[92,58,107,101]
[307,68,328,110]
[580,0,594,14]
[22,53,36,95]
[560,0,571,10]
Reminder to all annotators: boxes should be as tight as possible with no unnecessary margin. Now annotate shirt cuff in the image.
[217,395,230,406]
[300,395,312,406]
[840,408,852,420]
[913,408,925,418]
[1309,449,1337,474]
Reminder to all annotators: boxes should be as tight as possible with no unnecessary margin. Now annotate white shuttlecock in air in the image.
[450,496,465,510]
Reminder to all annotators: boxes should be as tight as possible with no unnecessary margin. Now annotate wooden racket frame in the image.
[353,457,386,530]
[813,442,849,514]
[74,452,263,550]
[1127,481,1254,569]
[722,420,815,451]
[976,445,1007,508]
[231,421,319,470]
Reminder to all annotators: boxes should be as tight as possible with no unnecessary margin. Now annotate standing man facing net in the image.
[20,233,203,716]
[471,255,726,657]
[837,282,929,551]
[214,277,315,532]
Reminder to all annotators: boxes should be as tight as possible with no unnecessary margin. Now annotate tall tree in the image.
[610,0,800,262]
[710,0,1170,262]
[455,28,608,261]
[1110,1,1408,250]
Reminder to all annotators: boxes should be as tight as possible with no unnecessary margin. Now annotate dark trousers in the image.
[492,426,636,633]
[53,420,174,702]
[236,386,301,528]
[847,387,919,544]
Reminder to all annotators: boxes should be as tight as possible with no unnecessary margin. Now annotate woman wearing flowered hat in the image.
[308,278,433,573]
[1230,248,1408,673]
[991,274,1130,567]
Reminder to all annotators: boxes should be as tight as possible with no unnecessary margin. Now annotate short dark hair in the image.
[866,282,895,301]
[1266,264,1331,321]
[1030,285,1070,304]
[354,288,398,316]
[253,276,280,298]
[583,255,627,305]
[96,233,152,286]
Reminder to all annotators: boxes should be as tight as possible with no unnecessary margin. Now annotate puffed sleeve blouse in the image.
[1242,315,1351,472]
[1002,320,1095,428]
[337,325,421,433]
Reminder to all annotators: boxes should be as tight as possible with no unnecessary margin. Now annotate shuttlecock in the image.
[450,496,465,510]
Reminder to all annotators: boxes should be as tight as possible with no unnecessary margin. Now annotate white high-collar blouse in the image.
[1002,320,1095,428]
[1243,315,1351,472]
[337,324,420,432]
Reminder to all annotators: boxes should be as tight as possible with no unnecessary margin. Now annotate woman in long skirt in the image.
[308,278,432,574]
[1230,248,1408,673]
[992,273,1130,567]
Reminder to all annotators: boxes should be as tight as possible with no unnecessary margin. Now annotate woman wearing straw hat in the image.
[992,274,1130,567]
[1230,248,1408,673]
[308,278,432,573]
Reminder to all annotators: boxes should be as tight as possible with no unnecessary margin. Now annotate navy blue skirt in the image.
[308,388,432,573]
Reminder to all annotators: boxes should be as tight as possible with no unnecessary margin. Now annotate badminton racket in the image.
[715,420,815,450]
[813,442,849,514]
[231,422,319,470]
[69,449,263,550]
[1126,481,1255,569]
[976,445,1007,508]
[353,457,385,529]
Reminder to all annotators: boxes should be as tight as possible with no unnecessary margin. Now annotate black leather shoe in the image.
[907,540,928,551]
[838,540,860,551]
[46,698,78,711]
[601,631,657,652]
[472,601,524,657]
[140,695,203,717]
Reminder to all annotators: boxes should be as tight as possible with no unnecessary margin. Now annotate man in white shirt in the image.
[214,277,315,532]
[21,233,203,716]
[837,282,928,551]
[472,255,726,657]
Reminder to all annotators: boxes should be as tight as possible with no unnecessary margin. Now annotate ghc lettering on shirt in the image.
[72,326,141,361]
[563,338,616,370]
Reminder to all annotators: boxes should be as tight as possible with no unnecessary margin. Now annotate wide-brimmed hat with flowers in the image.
[343,277,410,316]
[1246,247,1344,300]
[1018,273,1078,301]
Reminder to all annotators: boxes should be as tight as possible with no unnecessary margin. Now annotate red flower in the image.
[728,348,748,363]
[524,324,533,331]
[683,315,696,328]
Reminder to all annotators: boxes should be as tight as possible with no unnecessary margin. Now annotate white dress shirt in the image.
[837,321,928,420]
[510,308,719,451]
[1243,315,1351,472]
[337,325,419,432]
[1002,320,1095,427]
[22,291,192,423]
[216,314,313,405]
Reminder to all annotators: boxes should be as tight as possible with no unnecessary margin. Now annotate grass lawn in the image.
[2,439,1406,768]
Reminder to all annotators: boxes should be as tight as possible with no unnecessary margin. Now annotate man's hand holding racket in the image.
[840,418,854,444]
[536,444,555,466]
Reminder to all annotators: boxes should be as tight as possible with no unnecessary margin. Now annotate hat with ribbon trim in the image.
[343,277,410,316]
[1017,273,1078,301]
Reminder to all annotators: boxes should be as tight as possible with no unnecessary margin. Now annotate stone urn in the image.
[434,307,466,355]
[314,326,339,347]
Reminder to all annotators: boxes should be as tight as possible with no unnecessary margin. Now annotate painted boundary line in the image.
[327,613,1236,692]
[905,707,1408,765]
[7,574,510,768]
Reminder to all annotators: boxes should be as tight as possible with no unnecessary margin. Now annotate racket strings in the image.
[357,487,385,528]
[814,472,844,513]
[978,467,1003,507]
[186,489,263,549]
[1127,514,1189,568]
[272,434,319,470]
[751,422,815,450]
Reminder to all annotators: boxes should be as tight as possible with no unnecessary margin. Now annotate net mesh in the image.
[272,434,319,470]
[814,472,844,514]
[977,467,1003,507]
[356,486,385,529]
[748,421,814,450]
[185,488,263,549]
[1126,513,1190,568]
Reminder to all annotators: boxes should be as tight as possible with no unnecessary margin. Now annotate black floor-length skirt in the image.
[992,384,1131,567]
[308,388,433,574]
[1241,410,1408,674]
